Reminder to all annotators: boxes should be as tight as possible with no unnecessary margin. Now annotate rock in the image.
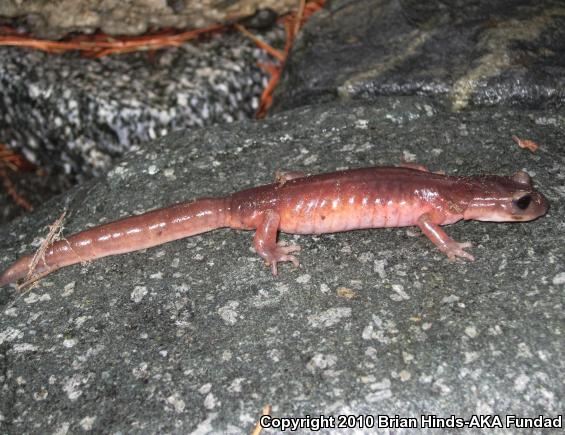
[1,100,563,432]
[272,0,565,113]
[0,0,295,39]
[0,31,276,182]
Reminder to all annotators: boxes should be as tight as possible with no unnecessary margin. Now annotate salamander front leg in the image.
[417,213,474,261]
[253,210,301,275]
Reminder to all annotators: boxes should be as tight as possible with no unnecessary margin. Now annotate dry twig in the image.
[251,404,272,435]
[0,165,33,211]
[0,143,37,211]
[16,210,67,291]
[0,24,225,57]
[238,0,325,117]
[512,135,539,153]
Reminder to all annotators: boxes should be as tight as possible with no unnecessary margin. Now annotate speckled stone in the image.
[0,28,283,181]
[1,100,563,433]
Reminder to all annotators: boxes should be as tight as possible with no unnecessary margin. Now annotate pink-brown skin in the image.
[0,166,549,285]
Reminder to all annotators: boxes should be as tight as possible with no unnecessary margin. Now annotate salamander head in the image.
[463,171,549,222]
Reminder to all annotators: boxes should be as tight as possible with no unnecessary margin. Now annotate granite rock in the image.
[272,0,565,113]
[0,31,278,182]
[1,100,563,433]
[0,0,294,39]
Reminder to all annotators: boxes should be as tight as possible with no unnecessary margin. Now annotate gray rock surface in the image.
[1,100,563,433]
[0,31,276,181]
[0,0,294,39]
[272,0,565,113]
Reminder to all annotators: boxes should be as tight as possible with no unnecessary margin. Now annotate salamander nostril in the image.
[515,194,532,210]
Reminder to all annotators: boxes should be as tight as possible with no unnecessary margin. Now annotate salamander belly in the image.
[278,192,427,234]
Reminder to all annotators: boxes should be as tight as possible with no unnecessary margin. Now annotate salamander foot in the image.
[265,244,301,275]
[445,241,475,262]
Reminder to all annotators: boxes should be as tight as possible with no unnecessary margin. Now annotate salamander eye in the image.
[514,194,532,210]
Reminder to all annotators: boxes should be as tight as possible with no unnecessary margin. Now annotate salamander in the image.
[0,166,549,285]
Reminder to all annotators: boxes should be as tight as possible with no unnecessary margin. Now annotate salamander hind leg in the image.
[417,213,474,261]
[253,210,301,275]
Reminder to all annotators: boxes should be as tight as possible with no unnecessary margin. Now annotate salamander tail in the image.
[0,196,230,286]
[0,255,34,286]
